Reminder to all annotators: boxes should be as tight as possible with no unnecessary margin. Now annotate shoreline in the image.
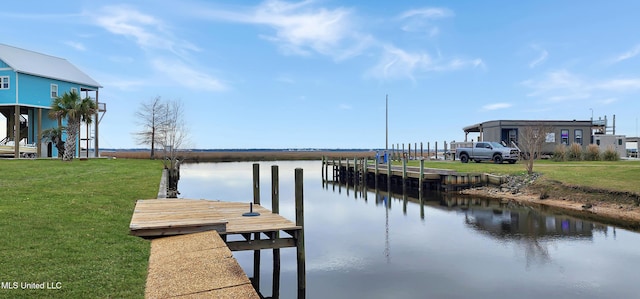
[101,150,376,162]
[460,185,640,231]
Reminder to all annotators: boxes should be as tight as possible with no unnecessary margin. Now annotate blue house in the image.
[0,44,103,158]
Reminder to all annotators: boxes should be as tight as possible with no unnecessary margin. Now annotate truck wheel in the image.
[460,153,469,163]
[493,154,503,164]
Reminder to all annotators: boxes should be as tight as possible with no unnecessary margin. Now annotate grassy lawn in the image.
[0,158,162,299]
[402,159,640,194]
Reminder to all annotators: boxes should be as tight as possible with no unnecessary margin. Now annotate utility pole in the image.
[385,94,388,152]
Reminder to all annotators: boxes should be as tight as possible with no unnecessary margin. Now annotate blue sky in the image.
[3,0,640,149]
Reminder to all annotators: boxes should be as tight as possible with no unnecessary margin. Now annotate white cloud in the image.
[65,41,86,51]
[528,45,548,68]
[482,102,512,111]
[611,44,640,63]
[90,5,199,58]
[196,1,479,82]
[88,5,227,92]
[522,70,585,99]
[201,0,369,60]
[595,78,640,91]
[523,69,640,102]
[151,58,226,91]
[367,45,483,81]
[398,8,452,37]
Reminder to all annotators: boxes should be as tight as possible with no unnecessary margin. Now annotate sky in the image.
[2,0,640,149]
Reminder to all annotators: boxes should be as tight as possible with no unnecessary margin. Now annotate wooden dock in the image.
[130,199,301,239]
[131,164,307,299]
[322,157,506,193]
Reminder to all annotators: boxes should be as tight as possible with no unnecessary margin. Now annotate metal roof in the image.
[463,119,593,132]
[0,43,101,88]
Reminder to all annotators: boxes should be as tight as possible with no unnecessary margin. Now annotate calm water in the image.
[179,161,640,299]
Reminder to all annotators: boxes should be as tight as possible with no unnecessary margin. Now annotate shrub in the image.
[567,143,583,161]
[553,144,567,162]
[584,144,601,161]
[603,145,620,161]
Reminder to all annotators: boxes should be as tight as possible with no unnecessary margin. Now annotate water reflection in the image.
[180,161,640,299]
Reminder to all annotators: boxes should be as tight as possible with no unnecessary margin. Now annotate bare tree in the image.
[133,97,165,159]
[519,125,552,174]
[157,100,190,197]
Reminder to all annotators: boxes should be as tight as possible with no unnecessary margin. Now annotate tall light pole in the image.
[385,94,388,152]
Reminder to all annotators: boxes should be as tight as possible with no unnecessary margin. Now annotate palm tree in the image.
[41,126,66,158]
[49,91,97,161]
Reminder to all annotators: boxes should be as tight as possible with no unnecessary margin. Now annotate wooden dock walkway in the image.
[146,230,259,298]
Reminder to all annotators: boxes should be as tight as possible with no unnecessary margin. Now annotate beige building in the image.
[461,119,605,155]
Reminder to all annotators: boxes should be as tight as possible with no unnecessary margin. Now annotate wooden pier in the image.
[131,164,306,299]
[321,157,506,193]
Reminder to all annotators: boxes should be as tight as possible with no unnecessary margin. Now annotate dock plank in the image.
[130,199,301,237]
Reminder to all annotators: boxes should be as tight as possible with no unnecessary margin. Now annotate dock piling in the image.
[295,168,306,299]
[271,165,280,299]
[252,163,261,290]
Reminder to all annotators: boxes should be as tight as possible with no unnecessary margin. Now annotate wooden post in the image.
[374,158,379,189]
[332,159,336,181]
[414,142,417,160]
[321,156,325,182]
[420,142,423,159]
[338,159,342,183]
[14,105,20,158]
[252,163,261,290]
[346,159,350,185]
[37,108,42,158]
[408,143,411,160]
[388,144,396,161]
[325,157,329,182]
[363,157,368,185]
[435,141,438,160]
[295,168,306,299]
[353,157,357,187]
[444,141,448,160]
[419,159,424,196]
[427,142,430,160]
[402,143,405,161]
[402,158,407,188]
[271,165,280,298]
[387,158,392,191]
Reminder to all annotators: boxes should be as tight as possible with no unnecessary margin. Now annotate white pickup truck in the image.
[455,142,519,164]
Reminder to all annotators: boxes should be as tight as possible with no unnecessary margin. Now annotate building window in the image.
[574,129,583,145]
[51,84,58,98]
[0,76,8,89]
[596,139,601,146]
[71,87,77,94]
[618,139,623,146]
[561,129,569,145]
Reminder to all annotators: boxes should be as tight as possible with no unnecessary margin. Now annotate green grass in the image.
[0,159,162,299]
[401,159,640,194]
